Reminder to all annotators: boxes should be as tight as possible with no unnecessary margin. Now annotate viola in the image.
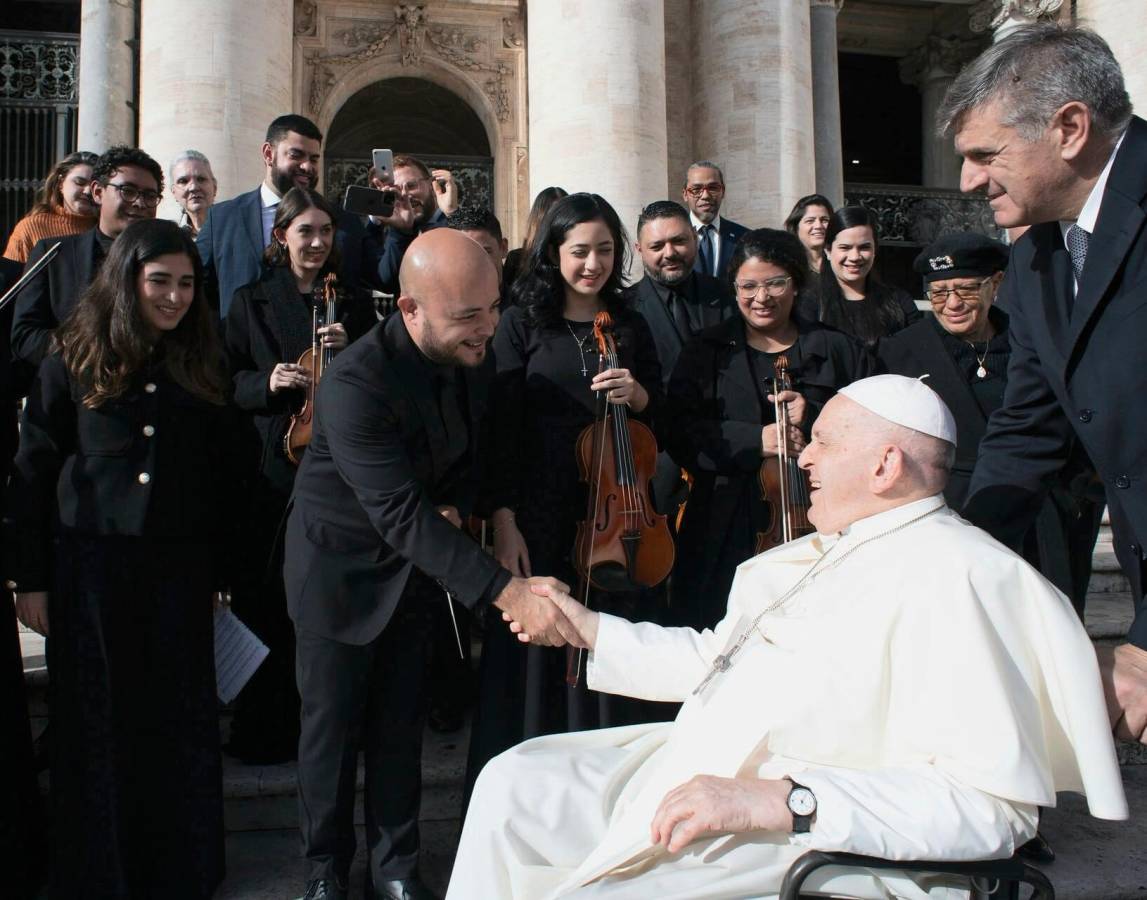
[568,311,675,685]
[754,353,814,554]
[284,273,338,465]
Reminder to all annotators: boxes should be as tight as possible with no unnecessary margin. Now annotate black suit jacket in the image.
[630,272,734,389]
[692,216,750,280]
[11,229,101,365]
[878,317,994,509]
[963,115,1147,646]
[197,187,369,319]
[284,313,508,645]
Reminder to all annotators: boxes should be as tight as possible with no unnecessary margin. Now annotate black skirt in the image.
[48,531,224,900]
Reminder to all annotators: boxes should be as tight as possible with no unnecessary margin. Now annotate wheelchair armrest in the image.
[778,849,1053,900]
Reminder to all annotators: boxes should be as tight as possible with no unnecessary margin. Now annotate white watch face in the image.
[789,787,816,816]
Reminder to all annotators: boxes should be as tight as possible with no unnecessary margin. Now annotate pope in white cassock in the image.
[448,375,1127,900]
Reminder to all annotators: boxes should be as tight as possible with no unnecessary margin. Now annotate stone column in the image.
[527,0,667,274]
[809,0,843,205]
[969,0,1065,41]
[1074,0,1147,113]
[138,0,292,219]
[901,36,982,188]
[77,0,137,150]
[690,0,815,229]
[663,0,694,198]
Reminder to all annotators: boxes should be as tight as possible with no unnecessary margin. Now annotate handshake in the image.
[493,576,600,650]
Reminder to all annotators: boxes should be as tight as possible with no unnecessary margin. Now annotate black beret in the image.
[913,232,1010,283]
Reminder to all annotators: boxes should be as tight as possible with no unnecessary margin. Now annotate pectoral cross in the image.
[692,644,743,696]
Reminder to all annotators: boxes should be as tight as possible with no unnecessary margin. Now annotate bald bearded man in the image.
[452,376,1126,900]
[285,230,575,900]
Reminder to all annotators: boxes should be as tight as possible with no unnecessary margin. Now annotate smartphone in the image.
[344,184,396,218]
[372,148,394,181]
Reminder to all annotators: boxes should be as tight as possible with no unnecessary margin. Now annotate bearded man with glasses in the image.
[12,145,164,366]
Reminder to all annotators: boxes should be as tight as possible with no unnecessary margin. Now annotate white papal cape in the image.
[449,496,1127,899]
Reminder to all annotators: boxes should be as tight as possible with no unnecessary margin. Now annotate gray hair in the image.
[685,160,725,185]
[937,24,1132,141]
[168,149,216,183]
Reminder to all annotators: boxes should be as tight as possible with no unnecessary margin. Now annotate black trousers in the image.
[295,580,433,888]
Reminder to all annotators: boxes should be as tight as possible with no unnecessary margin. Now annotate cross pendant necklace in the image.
[692,505,943,696]
[567,322,592,377]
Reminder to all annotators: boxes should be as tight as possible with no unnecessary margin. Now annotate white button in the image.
[142,425,155,437]
[137,472,151,485]
[144,383,157,393]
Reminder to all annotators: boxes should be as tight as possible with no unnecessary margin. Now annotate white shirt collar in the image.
[824,494,948,543]
[689,211,722,233]
[1059,130,1125,239]
[260,182,281,209]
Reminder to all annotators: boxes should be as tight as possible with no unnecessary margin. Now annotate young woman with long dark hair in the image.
[3,218,236,898]
[3,150,99,262]
[466,192,664,792]
[222,186,349,764]
[802,205,922,346]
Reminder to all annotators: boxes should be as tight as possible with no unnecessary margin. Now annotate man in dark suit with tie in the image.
[631,200,734,515]
[285,229,574,900]
[682,160,749,280]
[12,146,164,365]
[939,24,1147,745]
[196,114,367,318]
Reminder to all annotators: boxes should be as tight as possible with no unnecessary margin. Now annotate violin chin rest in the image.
[587,561,651,594]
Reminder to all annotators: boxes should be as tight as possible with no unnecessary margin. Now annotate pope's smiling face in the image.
[798,396,886,534]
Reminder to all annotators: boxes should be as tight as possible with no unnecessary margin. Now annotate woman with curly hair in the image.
[3,218,238,899]
[666,228,874,628]
[466,193,664,792]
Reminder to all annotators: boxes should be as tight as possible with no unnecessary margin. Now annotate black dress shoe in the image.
[1017,830,1056,864]
[370,876,440,900]
[299,878,348,900]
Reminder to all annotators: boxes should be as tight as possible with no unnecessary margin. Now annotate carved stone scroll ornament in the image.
[899,35,983,87]
[294,0,317,37]
[969,0,1065,34]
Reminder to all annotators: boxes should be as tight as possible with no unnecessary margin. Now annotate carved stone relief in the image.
[302,2,520,124]
[968,0,1065,34]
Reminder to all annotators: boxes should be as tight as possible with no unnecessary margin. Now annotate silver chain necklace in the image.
[966,340,989,379]
[692,505,943,695]
[567,321,593,377]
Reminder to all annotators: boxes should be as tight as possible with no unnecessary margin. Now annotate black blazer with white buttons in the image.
[962,115,1147,647]
[2,352,241,591]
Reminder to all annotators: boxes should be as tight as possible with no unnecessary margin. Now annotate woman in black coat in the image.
[3,219,237,899]
[222,187,349,764]
[667,229,873,628]
[799,205,922,347]
[466,193,664,794]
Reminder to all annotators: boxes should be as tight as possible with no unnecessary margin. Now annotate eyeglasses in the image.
[926,278,993,304]
[104,182,162,208]
[734,276,792,298]
[685,182,725,197]
[393,179,430,195]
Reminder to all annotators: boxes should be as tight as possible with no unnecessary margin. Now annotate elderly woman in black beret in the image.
[877,232,1011,507]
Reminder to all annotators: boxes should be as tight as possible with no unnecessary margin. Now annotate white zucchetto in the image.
[838,374,957,445]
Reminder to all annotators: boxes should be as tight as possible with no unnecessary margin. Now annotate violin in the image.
[284,273,338,465]
[754,353,814,554]
[568,311,675,685]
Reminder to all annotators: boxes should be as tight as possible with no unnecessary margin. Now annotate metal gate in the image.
[0,29,80,245]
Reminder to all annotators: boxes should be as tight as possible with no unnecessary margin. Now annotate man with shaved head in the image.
[285,229,575,900]
[450,376,1125,899]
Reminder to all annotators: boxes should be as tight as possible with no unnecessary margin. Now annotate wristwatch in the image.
[785,778,817,834]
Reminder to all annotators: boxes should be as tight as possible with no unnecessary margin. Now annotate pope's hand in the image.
[650,776,793,853]
[493,576,577,647]
[1098,642,1147,743]
[527,581,599,650]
